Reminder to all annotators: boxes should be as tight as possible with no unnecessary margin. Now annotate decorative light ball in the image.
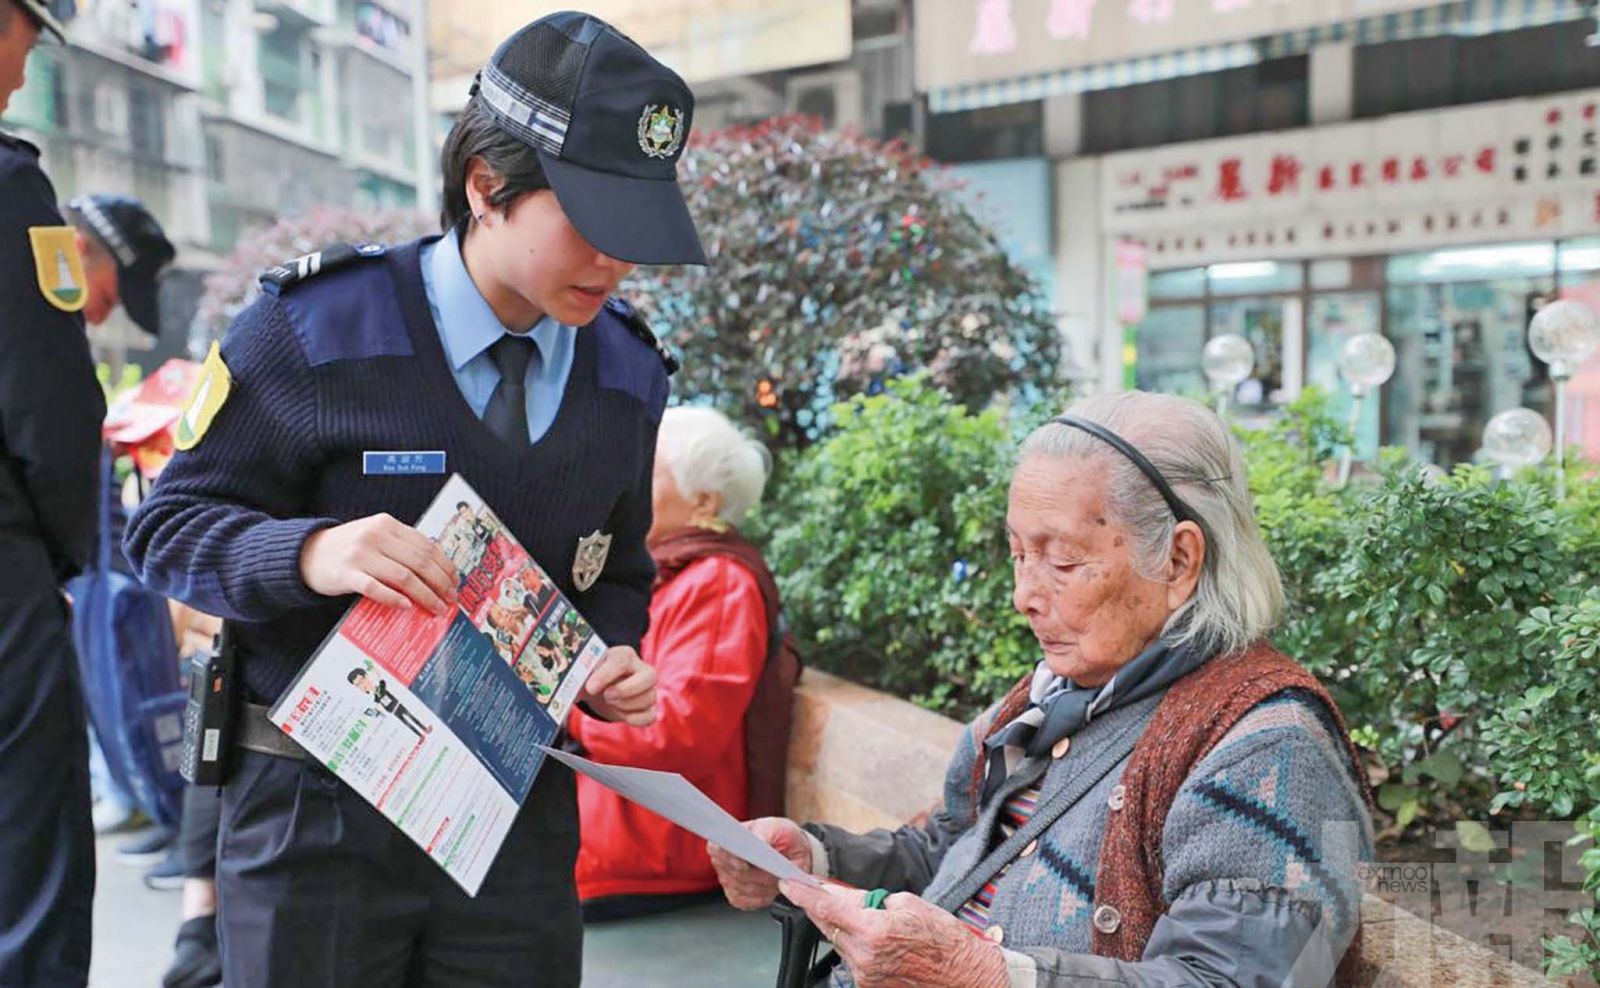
[1202,334,1255,390]
[1528,300,1600,377]
[1481,408,1553,469]
[1338,333,1397,393]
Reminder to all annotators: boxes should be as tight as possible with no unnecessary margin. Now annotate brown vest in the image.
[979,642,1372,981]
[1092,642,1372,983]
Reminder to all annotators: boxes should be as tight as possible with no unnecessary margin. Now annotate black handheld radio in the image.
[179,623,239,786]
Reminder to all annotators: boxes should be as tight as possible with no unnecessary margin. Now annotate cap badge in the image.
[637,104,685,159]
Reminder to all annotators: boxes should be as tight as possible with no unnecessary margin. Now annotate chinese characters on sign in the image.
[1102,92,1600,264]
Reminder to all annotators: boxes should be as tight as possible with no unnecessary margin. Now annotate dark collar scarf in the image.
[980,631,1216,805]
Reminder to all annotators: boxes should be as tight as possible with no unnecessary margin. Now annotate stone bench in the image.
[784,668,1559,988]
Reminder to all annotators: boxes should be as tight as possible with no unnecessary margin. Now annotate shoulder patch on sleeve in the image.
[259,242,387,295]
[603,297,679,376]
[28,226,88,313]
[174,341,232,451]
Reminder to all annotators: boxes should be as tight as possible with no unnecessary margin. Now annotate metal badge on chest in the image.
[572,530,612,592]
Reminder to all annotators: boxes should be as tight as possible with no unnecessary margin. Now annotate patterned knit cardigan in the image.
[972,641,1374,980]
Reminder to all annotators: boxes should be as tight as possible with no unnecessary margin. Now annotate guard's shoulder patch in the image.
[603,297,678,376]
[28,226,87,313]
[174,341,232,451]
[259,242,387,295]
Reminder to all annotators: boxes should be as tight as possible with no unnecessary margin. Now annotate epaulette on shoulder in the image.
[0,131,41,159]
[259,242,386,295]
[604,297,679,376]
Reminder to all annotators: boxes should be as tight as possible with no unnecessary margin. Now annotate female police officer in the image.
[124,12,704,987]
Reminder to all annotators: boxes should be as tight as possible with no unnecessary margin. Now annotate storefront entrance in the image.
[1135,241,1595,468]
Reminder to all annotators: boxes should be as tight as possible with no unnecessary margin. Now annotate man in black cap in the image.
[0,2,104,987]
[124,10,702,987]
[63,194,177,337]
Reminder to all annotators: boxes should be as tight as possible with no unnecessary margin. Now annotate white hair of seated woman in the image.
[1019,391,1285,657]
[657,406,773,526]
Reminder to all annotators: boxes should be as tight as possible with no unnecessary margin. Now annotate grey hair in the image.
[657,406,772,526]
[1018,391,1284,656]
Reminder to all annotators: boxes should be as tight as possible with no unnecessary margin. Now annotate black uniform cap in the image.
[68,195,177,337]
[471,11,705,267]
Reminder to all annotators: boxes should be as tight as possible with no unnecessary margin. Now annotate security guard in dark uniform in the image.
[0,3,104,986]
[125,11,702,987]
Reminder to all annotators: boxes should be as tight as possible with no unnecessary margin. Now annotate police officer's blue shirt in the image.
[123,237,670,704]
[420,228,576,445]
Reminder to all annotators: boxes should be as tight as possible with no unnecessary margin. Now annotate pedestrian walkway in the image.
[91,834,780,986]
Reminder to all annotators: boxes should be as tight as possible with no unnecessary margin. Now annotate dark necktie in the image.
[483,335,538,449]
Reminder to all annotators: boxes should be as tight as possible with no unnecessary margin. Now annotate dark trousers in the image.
[217,749,582,988]
[180,783,222,879]
[0,590,95,988]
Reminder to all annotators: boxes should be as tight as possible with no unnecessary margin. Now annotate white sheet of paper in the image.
[536,745,823,888]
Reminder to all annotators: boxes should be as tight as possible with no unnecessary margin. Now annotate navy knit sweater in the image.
[124,238,668,703]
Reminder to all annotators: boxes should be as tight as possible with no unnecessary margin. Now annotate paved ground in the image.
[92,834,779,987]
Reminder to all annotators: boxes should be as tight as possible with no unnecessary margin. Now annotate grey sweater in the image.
[806,688,1374,987]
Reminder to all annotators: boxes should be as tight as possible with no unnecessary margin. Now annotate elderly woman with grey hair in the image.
[710,391,1374,987]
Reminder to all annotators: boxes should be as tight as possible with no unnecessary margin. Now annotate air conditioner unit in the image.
[785,68,862,132]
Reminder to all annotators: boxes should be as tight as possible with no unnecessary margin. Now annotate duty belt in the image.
[237,702,311,761]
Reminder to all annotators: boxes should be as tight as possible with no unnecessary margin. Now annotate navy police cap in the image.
[68,195,177,338]
[472,11,706,267]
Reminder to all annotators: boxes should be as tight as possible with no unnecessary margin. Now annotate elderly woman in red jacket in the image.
[571,406,790,921]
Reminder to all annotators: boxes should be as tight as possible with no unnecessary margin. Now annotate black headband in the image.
[1049,416,1204,529]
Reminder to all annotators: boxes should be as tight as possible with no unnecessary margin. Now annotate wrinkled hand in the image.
[579,646,657,726]
[777,881,1008,988]
[299,514,459,614]
[708,818,813,911]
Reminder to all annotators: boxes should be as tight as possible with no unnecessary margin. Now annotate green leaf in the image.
[1396,797,1420,830]
[1456,821,1497,853]
[1418,752,1464,788]
[1378,784,1412,813]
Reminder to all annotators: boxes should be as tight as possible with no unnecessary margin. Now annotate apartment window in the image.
[1356,22,1600,118]
[924,100,1043,163]
[205,135,224,181]
[260,27,309,124]
[129,86,166,161]
[1083,57,1308,154]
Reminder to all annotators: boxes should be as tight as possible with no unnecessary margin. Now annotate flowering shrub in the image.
[193,207,434,348]
[626,116,1058,451]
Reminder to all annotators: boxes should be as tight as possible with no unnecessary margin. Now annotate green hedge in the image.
[750,379,1600,972]
[750,377,1046,713]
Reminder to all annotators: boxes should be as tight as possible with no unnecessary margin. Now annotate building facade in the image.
[914,0,1600,465]
[427,0,911,157]
[3,0,433,372]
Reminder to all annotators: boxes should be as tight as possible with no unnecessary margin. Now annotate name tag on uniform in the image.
[363,451,447,475]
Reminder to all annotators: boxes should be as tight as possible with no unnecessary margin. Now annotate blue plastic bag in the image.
[67,451,185,827]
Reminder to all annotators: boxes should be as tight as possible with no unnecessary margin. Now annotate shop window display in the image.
[1385,275,1553,467]
[1308,293,1383,459]
[1208,296,1293,415]
[1134,305,1206,397]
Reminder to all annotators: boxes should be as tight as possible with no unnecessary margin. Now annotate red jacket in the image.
[571,553,768,901]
